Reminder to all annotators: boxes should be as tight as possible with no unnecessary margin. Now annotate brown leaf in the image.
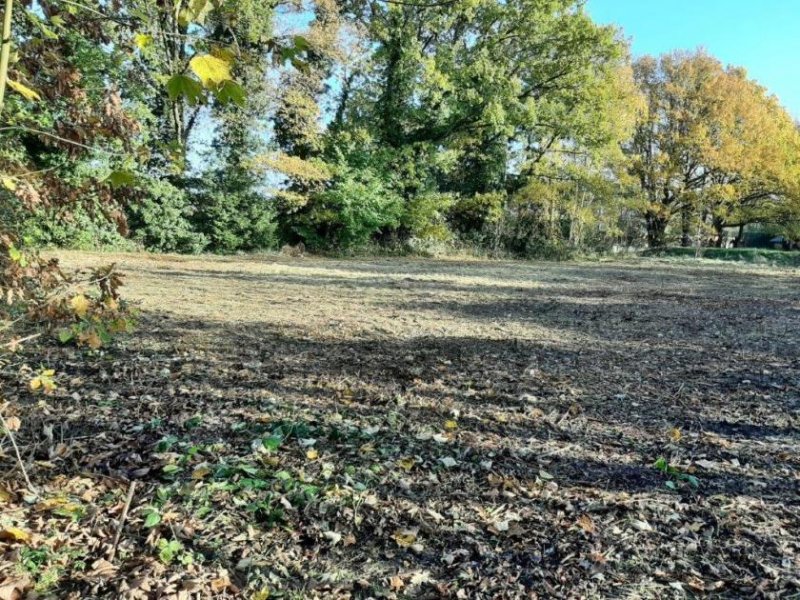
[0,577,31,600]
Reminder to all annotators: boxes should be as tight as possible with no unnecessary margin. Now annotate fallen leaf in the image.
[86,559,118,580]
[392,529,418,547]
[389,575,404,591]
[70,294,91,317]
[191,467,212,480]
[323,531,342,545]
[0,576,31,600]
[397,457,416,471]
[444,420,458,431]
[577,514,596,534]
[306,449,319,460]
[0,527,31,543]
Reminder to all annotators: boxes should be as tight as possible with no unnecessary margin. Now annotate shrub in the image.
[16,199,135,251]
[126,179,207,253]
[292,166,403,250]
[192,184,278,253]
[401,192,455,241]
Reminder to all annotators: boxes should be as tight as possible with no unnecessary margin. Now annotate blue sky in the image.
[587,0,800,119]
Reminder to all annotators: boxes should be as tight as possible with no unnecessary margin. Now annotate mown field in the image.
[2,252,799,598]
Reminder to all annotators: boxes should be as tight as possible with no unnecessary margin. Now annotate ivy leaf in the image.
[189,54,232,88]
[166,74,203,106]
[8,80,41,102]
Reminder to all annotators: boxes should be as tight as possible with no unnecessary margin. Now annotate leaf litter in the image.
[1,252,799,598]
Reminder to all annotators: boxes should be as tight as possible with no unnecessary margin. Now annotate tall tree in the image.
[627,50,800,247]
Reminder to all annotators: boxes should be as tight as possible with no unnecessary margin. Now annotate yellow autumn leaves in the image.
[29,369,56,392]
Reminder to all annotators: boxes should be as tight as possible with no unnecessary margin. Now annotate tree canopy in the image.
[0,0,798,254]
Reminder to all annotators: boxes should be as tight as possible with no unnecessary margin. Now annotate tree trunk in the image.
[0,0,13,119]
[711,217,725,247]
[680,206,692,247]
[645,212,668,248]
[734,224,745,247]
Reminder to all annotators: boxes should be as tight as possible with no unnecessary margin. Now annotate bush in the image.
[401,192,455,241]
[449,191,505,235]
[193,188,278,253]
[16,200,134,251]
[291,166,403,250]
[126,179,208,254]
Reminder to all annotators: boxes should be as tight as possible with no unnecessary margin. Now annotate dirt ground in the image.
[2,251,799,598]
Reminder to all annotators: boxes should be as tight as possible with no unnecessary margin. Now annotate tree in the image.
[627,50,800,247]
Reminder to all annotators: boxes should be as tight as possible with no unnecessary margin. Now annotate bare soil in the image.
[2,251,799,598]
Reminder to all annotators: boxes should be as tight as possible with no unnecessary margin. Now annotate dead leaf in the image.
[87,559,118,580]
[0,527,31,543]
[0,577,31,600]
[389,575,404,591]
[191,467,211,480]
[392,529,418,547]
[397,457,416,471]
[577,514,596,534]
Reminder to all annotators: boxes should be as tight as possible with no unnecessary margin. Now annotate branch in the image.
[0,126,126,155]
[0,406,38,497]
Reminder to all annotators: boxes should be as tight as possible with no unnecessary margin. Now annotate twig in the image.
[0,407,38,497]
[109,481,136,562]
[1,332,41,349]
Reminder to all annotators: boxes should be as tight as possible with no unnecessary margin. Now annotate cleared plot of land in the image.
[3,252,800,598]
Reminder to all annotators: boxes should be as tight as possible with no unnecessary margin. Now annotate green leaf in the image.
[178,0,213,27]
[292,35,310,53]
[215,80,246,106]
[134,33,153,50]
[8,244,23,262]
[189,54,232,88]
[107,169,136,189]
[144,511,162,528]
[166,74,203,106]
[58,329,74,343]
[8,80,41,102]
[262,435,282,451]
[274,470,292,481]
[1,177,16,191]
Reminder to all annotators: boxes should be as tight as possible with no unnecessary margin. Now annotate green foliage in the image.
[126,179,208,253]
[654,457,700,490]
[17,201,134,251]
[291,164,403,250]
[192,184,278,253]
[401,192,455,241]
[450,192,506,236]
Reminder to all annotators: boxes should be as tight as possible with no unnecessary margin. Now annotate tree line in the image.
[1,0,798,256]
